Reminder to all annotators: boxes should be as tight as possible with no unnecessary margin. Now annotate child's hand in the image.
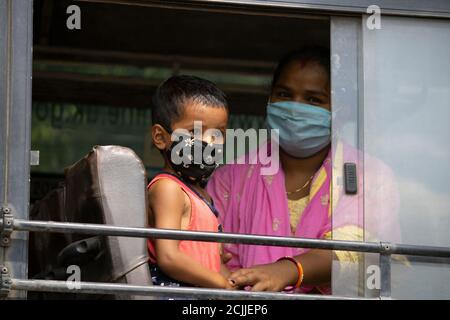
[220,249,233,264]
[216,275,237,290]
[224,278,238,290]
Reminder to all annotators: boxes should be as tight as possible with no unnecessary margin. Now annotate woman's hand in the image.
[228,260,298,292]
[228,250,332,292]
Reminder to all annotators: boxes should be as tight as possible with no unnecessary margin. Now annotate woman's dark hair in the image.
[271,46,330,87]
[152,75,228,131]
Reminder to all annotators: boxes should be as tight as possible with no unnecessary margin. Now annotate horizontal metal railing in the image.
[9,279,373,300]
[3,218,450,257]
[2,217,450,300]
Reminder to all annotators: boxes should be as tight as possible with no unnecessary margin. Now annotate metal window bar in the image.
[2,218,449,257]
[2,217,450,300]
[10,279,372,300]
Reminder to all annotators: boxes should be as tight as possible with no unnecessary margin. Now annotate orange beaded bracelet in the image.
[277,256,304,289]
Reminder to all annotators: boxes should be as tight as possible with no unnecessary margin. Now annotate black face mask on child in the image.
[164,131,223,185]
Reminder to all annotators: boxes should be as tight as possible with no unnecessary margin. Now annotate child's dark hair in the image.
[272,46,330,87]
[152,75,228,131]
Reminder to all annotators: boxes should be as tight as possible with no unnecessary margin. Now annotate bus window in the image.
[361,16,450,299]
[30,0,334,296]
[329,14,450,299]
[31,0,330,202]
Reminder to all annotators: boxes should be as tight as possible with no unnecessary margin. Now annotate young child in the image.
[147,75,234,289]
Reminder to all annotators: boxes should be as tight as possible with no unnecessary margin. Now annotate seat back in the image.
[29,145,152,299]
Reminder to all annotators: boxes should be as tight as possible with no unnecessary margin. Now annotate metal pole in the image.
[77,0,450,19]
[3,218,450,258]
[11,218,383,251]
[10,278,375,300]
[0,0,34,299]
[379,243,392,299]
[379,253,391,299]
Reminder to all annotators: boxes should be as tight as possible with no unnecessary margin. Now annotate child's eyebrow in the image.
[273,84,293,91]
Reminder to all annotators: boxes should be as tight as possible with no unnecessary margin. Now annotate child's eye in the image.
[276,91,292,99]
[209,133,225,144]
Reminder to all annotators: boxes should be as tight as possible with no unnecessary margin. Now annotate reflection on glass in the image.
[363,16,450,299]
[31,102,265,176]
[331,17,365,297]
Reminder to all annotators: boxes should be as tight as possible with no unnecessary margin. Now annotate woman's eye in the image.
[308,97,323,105]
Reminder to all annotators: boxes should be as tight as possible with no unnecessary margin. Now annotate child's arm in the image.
[220,263,232,279]
[149,179,233,289]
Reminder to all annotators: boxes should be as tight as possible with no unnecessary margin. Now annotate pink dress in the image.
[148,173,221,273]
[207,141,400,294]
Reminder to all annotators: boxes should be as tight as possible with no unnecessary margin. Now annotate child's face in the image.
[152,101,228,151]
[270,60,331,111]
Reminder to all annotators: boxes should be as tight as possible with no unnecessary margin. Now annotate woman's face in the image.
[270,60,331,111]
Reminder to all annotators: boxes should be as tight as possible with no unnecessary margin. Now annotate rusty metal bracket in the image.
[379,242,393,299]
[0,266,11,298]
[0,207,13,247]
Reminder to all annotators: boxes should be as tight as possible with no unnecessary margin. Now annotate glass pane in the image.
[330,17,365,297]
[363,16,450,299]
[31,61,268,191]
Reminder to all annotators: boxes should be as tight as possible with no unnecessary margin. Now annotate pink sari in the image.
[207,141,401,294]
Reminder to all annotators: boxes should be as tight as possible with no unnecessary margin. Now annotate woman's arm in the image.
[228,249,332,291]
[150,179,233,289]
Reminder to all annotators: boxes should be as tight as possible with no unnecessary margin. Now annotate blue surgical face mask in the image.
[266,101,331,158]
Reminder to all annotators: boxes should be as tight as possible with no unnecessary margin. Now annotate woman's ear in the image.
[151,124,170,151]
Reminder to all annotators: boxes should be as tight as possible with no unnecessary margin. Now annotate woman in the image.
[207,47,401,294]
